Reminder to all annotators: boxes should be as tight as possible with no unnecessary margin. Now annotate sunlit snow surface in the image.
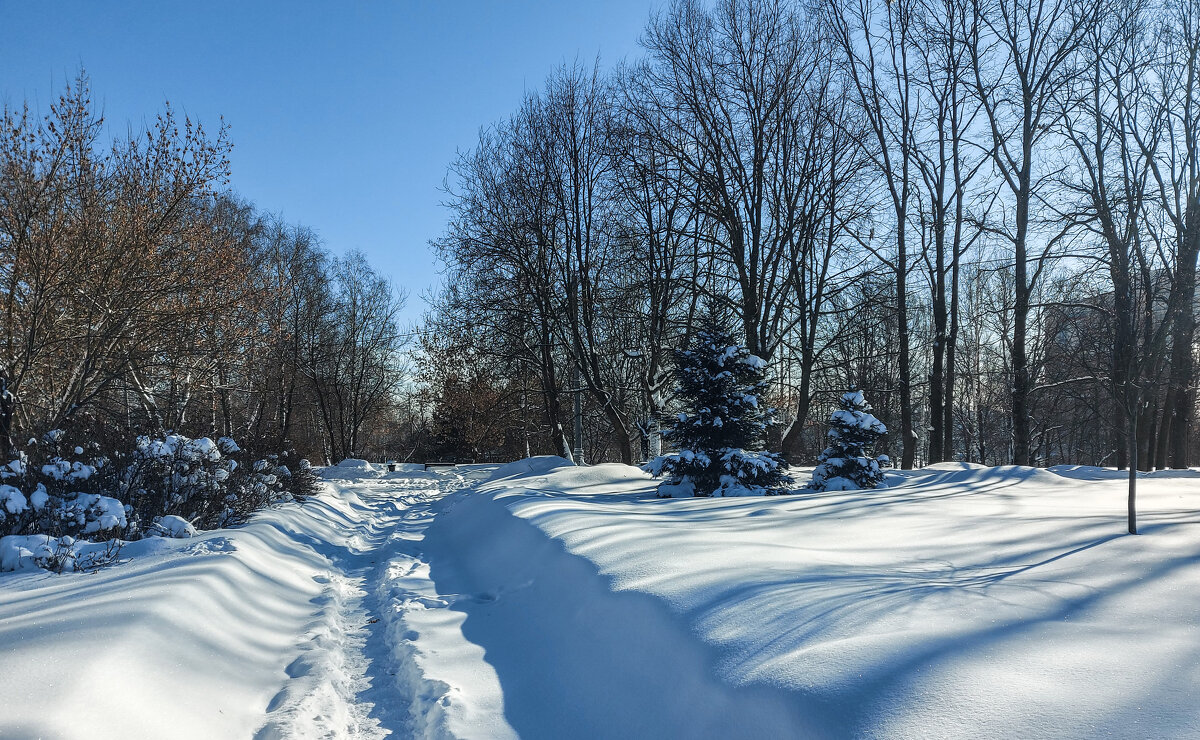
[434,458,1200,738]
[2,457,1198,738]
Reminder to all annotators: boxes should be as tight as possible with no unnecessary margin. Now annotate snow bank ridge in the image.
[423,464,826,738]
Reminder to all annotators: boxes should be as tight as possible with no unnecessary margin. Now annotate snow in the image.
[2,460,1199,738]
[485,455,574,483]
[147,514,198,538]
[40,458,97,481]
[0,535,53,571]
[829,408,887,433]
[0,484,27,515]
[656,478,697,498]
[0,466,513,739]
[438,461,1200,737]
[0,534,123,572]
[78,494,128,534]
[135,434,223,462]
[321,458,385,480]
[29,483,49,510]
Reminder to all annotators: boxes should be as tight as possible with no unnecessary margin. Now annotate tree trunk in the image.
[781,344,815,463]
[538,334,573,463]
[1168,231,1197,468]
[1111,261,1133,470]
[0,377,14,460]
[1155,396,1172,469]
[898,233,916,469]
[599,397,633,465]
[1127,386,1139,534]
[1011,167,1033,467]
[928,193,949,463]
[780,380,813,463]
[928,308,947,463]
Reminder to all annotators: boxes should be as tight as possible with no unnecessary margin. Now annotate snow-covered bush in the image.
[0,430,120,542]
[642,314,791,496]
[0,534,122,573]
[0,429,318,571]
[122,434,315,529]
[122,434,240,528]
[809,391,888,491]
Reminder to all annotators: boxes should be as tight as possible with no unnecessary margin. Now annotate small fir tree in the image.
[642,314,790,496]
[810,390,888,491]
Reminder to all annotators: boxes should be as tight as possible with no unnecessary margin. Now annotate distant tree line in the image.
[0,75,408,465]
[419,0,1200,473]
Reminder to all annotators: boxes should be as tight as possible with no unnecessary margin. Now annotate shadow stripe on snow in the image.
[421,485,836,740]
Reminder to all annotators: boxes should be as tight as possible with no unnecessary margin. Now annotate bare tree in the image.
[611,69,706,459]
[909,0,988,462]
[826,0,923,467]
[439,115,577,460]
[636,0,816,361]
[965,0,1095,465]
[777,62,874,462]
[1134,0,1200,469]
[537,63,640,464]
[305,252,406,462]
[0,74,233,442]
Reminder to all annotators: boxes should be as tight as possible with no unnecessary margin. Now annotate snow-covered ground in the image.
[2,458,1199,738]
[461,459,1200,738]
[0,461,513,740]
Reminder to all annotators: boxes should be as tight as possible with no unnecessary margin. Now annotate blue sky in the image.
[0,1,661,325]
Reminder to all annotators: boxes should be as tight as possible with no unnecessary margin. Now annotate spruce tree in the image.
[643,314,790,496]
[810,390,888,491]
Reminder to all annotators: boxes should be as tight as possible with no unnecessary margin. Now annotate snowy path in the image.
[0,467,515,740]
[253,471,500,739]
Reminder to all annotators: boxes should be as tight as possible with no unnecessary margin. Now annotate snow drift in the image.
[425,461,1200,738]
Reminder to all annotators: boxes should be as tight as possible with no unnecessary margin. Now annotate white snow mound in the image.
[434,458,1200,738]
[147,514,197,538]
[322,458,384,480]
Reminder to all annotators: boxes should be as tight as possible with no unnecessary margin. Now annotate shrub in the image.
[0,429,318,571]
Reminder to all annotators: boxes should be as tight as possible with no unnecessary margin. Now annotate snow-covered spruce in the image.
[809,390,888,491]
[643,316,790,496]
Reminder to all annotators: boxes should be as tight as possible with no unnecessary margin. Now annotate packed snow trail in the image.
[255,465,516,739]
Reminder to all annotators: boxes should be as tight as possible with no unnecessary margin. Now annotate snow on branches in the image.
[810,390,888,491]
[643,316,790,496]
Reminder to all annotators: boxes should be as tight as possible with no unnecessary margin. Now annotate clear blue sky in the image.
[0,0,661,325]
